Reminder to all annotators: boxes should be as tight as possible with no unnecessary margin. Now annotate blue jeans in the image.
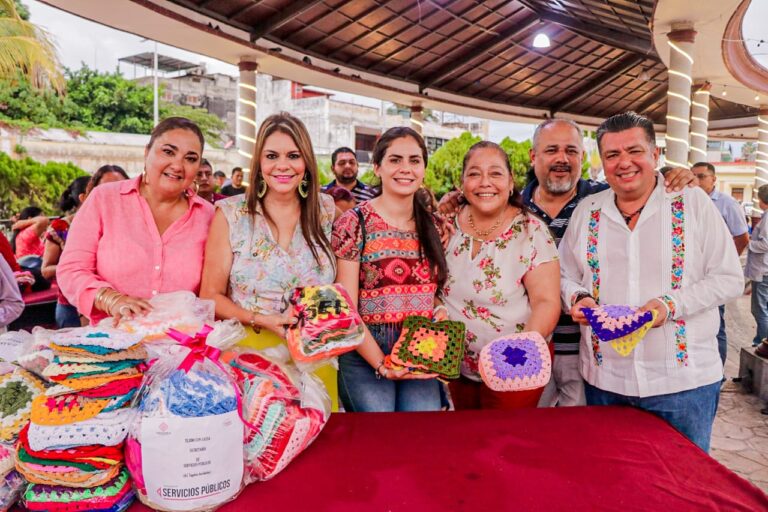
[751,277,768,346]
[717,305,727,366]
[338,324,441,412]
[55,303,80,328]
[584,381,721,452]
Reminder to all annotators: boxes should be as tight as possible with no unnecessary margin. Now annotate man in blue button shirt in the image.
[692,161,749,366]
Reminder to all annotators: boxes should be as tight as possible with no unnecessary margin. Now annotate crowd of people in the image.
[0,109,762,454]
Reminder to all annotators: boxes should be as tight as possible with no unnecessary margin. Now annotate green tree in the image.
[0,151,86,217]
[0,0,64,93]
[63,66,155,133]
[498,137,532,192]
[424,132,533,198]
[424,132,481,197]
[161,103,227,148]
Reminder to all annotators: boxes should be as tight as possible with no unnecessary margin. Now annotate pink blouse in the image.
[58,176,214,323]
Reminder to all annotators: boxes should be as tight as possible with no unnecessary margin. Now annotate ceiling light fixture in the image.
[722,86,727,97]
[639,67,650,81]
[532,32,551,49]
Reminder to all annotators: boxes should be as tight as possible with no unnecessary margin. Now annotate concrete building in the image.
[253,75,489,160]
[133,67,238,144]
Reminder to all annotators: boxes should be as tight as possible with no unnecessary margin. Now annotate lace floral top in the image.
[442,211,558,381]
[218,194,336,315]
[332,201,438,326]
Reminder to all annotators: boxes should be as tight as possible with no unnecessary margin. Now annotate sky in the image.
[23,0,767,145]
[24,0,535,143]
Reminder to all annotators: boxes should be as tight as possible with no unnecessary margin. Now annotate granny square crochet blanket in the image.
[389,316,465,378]
[479,332,551,392]
[582,305,657,356]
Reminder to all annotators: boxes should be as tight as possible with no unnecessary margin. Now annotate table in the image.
[128,406,768,511]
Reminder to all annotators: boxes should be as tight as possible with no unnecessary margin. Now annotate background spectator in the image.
[221,167,246,196]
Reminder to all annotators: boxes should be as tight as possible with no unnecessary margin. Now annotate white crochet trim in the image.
[27,408,136,451]
[41,362,111,377]
[51,328,143,350]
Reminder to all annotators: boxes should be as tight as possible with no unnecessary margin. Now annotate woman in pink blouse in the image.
[58,117,215,324]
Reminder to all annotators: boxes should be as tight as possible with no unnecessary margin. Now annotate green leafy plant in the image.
[0,151,87,217]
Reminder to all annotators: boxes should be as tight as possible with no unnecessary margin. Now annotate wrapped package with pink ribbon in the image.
[125,320,253,512]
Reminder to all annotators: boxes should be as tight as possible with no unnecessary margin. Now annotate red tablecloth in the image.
[128,406,768,511]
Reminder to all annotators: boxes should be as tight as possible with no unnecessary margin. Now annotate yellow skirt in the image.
[237,327,339,412]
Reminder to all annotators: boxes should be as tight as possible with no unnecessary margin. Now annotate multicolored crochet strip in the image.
[26,407,136,451]
[478,332,552,392]
[388,316,465,378]
[232,353,328,483]
[50,344,148,363]
[582,305,658,357]
[22,468,133,511]
[0,367,46,442]
[50,330,143,351]
[287,284,365,362]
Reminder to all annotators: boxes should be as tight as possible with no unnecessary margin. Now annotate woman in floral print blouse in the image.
[441,141,561,409]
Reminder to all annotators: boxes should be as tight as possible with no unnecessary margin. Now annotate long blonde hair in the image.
[246,112,332,265]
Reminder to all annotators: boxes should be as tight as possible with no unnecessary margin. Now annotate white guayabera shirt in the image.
[559,176,743,397]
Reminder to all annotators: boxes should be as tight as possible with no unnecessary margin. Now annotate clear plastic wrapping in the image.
[229,346,330,483]
[126,320,247,512]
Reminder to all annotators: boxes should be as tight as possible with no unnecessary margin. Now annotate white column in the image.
[237,60,258,169]
[410,104,424,135]
[665,26,696,169]
[688,82,711,165]
[754,107,768,216]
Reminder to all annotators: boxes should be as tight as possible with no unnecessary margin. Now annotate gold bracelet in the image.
[248,312,261,333]
[94,287,110,311]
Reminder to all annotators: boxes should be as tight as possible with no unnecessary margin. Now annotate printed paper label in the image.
[141,411,244,511]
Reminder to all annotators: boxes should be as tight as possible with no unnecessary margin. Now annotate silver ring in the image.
[118,305,131,315]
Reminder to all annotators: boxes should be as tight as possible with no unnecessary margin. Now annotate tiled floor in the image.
[711,294,768,493]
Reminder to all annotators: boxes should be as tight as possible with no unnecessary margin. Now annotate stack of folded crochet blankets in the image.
[0,362,45,509]
[14,328,146,511]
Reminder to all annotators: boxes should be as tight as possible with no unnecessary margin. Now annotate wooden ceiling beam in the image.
[516,0,655,56]
[249,0,325,41]
[550,53,646,114]
[419,14,539,92]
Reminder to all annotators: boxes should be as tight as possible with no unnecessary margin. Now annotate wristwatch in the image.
[572,291,594,307]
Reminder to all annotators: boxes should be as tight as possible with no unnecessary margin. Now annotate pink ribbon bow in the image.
[167,325,260,433]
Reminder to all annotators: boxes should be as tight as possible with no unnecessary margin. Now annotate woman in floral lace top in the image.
[442,141,561,409]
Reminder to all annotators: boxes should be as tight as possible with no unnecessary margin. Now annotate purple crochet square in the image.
[489,339,543,381]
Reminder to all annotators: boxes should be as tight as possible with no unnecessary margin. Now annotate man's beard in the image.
[544,165,578,195]
[337,173,356,185]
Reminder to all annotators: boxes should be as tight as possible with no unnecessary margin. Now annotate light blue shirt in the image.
[710,190,748,237]
[746,211,768,281]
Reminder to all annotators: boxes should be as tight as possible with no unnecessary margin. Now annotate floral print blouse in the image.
[442,210,559,381]
[218,194,336,315]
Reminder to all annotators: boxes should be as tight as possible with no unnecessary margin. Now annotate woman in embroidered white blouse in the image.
[441,141,561,410]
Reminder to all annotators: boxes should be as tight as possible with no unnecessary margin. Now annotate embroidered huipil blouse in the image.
[332,201,438,326]
[218,194,336,314]
[442,212,559,381]
[559,177,743,397]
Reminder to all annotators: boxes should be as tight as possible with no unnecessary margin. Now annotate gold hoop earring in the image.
[257,179,267,198]
[185,181,199,197]
[298,175,309,199]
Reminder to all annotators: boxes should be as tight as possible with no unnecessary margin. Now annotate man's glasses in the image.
[694,173,713,179]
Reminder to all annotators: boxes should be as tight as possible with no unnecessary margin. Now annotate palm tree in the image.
[0,0,64,93]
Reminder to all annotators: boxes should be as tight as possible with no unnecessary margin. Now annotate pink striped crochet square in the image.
[479,332,551,392]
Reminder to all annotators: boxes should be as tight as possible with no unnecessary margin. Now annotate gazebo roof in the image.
[41,0,762,130]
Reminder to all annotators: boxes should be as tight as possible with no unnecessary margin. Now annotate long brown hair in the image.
[247,112,332,266]
[372,126,447,290]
